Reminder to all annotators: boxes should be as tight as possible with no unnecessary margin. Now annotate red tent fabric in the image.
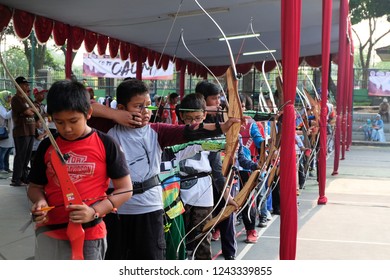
[305,55,322,68]
[97,35,108,56]
[71,26,85,51]
[254,60,277,73]
[119,41,131,61]
[108,37,120,58]
[53,21,68,46]
[279,0,301,260]
[317,0,332,205]
[0,5,12,32]
[34,16,53,44]
[84,30,97,53]
[13,9,34,40]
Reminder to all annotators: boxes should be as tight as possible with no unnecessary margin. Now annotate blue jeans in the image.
[0,147,12,170]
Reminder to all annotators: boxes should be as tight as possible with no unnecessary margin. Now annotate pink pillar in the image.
[279,0,301,260]
[317,0,332,205]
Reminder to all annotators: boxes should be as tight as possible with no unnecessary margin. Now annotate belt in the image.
[133,175,160,195]
[35,218,103,236]
[179,172,211,181]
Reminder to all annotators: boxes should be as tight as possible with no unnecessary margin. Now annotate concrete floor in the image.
[1,145,389,260]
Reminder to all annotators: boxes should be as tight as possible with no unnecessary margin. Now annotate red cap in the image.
[33,87,48,95]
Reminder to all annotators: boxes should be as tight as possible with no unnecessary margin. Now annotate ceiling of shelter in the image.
[1,0,341,67]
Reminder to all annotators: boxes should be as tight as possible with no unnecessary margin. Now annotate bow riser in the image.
[50,150,85,260]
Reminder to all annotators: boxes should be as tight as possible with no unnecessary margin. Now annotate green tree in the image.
[4,24,66,79]
[1,46,28,77]
[350,0,390,87]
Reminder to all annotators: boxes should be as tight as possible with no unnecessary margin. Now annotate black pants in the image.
[239,171,257,230]
[12,135,34,183]
[104,209,166,260]
[213,186,237,258]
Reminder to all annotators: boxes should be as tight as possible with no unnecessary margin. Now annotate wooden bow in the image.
[50,150,85,260]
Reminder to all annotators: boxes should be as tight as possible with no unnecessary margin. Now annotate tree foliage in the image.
[350,0,390,87]
[350,1,390,24]
[2,24,65,78]
[1,47,28,77]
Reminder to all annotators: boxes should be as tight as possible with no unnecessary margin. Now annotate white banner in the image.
[368,69,390,96]
[83,53,174,80]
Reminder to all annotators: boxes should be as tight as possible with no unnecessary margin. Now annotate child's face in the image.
[52,109,92,141]
[181,111,206,125]
[124,94,152,127]
[205,94,221,107]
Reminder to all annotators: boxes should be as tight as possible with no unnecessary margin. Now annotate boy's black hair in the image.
[195,81,220,99]
[168,92,179,101]
[116,79,149,106]
[179,93,206,111]
[46,80,90,116]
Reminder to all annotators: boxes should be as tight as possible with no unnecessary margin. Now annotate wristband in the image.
[90,206,99,220]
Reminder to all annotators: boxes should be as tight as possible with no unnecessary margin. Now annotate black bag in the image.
[0,126,9,140]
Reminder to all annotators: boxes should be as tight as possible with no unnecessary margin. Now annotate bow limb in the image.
[50,150,85,260]
[202,169,260,233]
[222,67,243,176]
[179,30,229,109]
[303,71,321,101]
[261,61,277,114]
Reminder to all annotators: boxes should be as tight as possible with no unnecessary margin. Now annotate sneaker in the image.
[257,216,268,228]
[266,210,272,221]
[211,229,220,241]
[224,255,236,260]
[10,181,27,187]
[245,229,258,243]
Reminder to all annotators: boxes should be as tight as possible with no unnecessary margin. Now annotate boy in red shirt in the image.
[27,80,132,260]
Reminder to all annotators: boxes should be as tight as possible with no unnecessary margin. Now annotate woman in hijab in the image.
[0,90,14,177]
[371,114,386,142]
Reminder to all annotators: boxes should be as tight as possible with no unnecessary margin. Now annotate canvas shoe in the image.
[257,216,268,228]
[211,229,220,241]
[245,229,258,243]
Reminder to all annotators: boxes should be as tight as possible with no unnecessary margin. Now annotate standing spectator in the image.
[162,92,179,124]
[86,87,95,100]
[30,119,48,168]
[33,87,48,117]
[110,98,117,109]
[10,76,35,187]
[82,78,89,87]
[0,91,14,177]
[378,98,389,123]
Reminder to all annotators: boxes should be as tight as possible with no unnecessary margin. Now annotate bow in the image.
[50,149,85,260]
[0,30,85,259]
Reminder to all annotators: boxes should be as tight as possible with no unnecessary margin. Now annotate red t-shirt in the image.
[29,129,129,240]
